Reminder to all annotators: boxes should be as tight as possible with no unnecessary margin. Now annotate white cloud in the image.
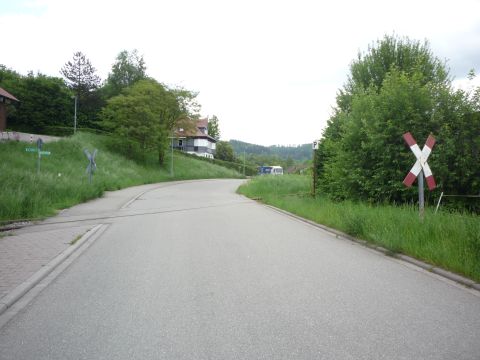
[1,0,479,145]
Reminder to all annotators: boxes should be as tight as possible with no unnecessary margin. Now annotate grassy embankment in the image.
[238,175,480,282]
[0,132,242,222]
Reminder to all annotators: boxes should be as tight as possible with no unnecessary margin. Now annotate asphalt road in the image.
[1,179,479,359]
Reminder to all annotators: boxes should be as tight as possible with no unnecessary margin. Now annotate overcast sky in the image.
[1,0,479,146]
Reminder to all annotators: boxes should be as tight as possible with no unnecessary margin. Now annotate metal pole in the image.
[312,149,317,197]
[418,170,425,220]
[74,95,77,134]
[170,137,173,177]
[37,151,41,174]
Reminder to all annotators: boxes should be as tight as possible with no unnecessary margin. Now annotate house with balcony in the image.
[173,118,217,159]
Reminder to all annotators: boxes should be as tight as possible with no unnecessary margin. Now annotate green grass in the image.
[0,132,242,222]
[238,175,480,282]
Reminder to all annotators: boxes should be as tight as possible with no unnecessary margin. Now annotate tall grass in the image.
[0,132,242,222]
[238,175,480,282]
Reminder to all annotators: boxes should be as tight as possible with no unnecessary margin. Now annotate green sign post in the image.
[25,138,51,173]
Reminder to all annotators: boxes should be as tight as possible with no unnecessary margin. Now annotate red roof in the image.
[176,118,216,142]
[197,118,208,129]
[0,87,19,102]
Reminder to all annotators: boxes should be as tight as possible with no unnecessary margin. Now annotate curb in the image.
[264,204,480,292]
[0,224,106,316]
[120,187,158,210]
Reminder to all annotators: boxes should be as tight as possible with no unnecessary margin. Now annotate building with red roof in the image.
[173,117,217,158]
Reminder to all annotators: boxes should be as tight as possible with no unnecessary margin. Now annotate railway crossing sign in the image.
[84,149,97,183]
[403,132,436,190]
[403,132,437,219]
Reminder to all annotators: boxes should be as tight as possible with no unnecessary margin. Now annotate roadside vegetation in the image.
[314,35,480,212]
[238,175,480,282]
[0,132,242,223]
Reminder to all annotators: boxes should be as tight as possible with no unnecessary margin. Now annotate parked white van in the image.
[270,166,284,175]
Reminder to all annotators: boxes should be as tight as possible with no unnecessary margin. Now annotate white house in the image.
[173,118,217,159]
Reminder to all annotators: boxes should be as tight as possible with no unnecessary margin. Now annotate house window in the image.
[178,139,183,147]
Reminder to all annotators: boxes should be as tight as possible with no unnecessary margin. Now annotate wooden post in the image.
[312,148,317,198]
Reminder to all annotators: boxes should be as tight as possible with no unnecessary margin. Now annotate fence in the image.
[435,192,480,213]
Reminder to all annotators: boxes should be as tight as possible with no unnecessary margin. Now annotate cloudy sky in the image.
[1,0,479,145]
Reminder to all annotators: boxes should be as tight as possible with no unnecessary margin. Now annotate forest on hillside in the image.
[226,140,311,172]
[230,140,311,160]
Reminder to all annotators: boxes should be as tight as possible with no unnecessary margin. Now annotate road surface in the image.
[0,179,479,359]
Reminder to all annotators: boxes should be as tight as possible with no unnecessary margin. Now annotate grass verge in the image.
[0,132,242,222]
[238,175,480,282]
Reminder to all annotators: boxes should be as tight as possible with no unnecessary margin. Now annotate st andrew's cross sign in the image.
[84,149,97,183]
[402,132,436,191]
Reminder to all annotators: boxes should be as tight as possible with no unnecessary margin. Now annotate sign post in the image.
[312,140,320,197]
[37,138,43,174]
[402,132,436,219]
[25,138,50,174]
[84,149,97,183]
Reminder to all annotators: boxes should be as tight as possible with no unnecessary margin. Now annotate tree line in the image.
[315,35,480,211]
[0,50,201,164]
[229,140,312,161]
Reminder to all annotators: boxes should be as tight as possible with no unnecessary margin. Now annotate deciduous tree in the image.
[208,115,220,140]
[103,50,147,98]
[0,66,72,132]
[216,141,236,162]
[102,79,186,164]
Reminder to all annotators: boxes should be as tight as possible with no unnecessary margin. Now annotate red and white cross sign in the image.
[403,132,437,190]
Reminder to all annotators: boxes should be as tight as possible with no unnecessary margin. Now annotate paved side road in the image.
[0,179,479,359]
[0,182,168,304]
